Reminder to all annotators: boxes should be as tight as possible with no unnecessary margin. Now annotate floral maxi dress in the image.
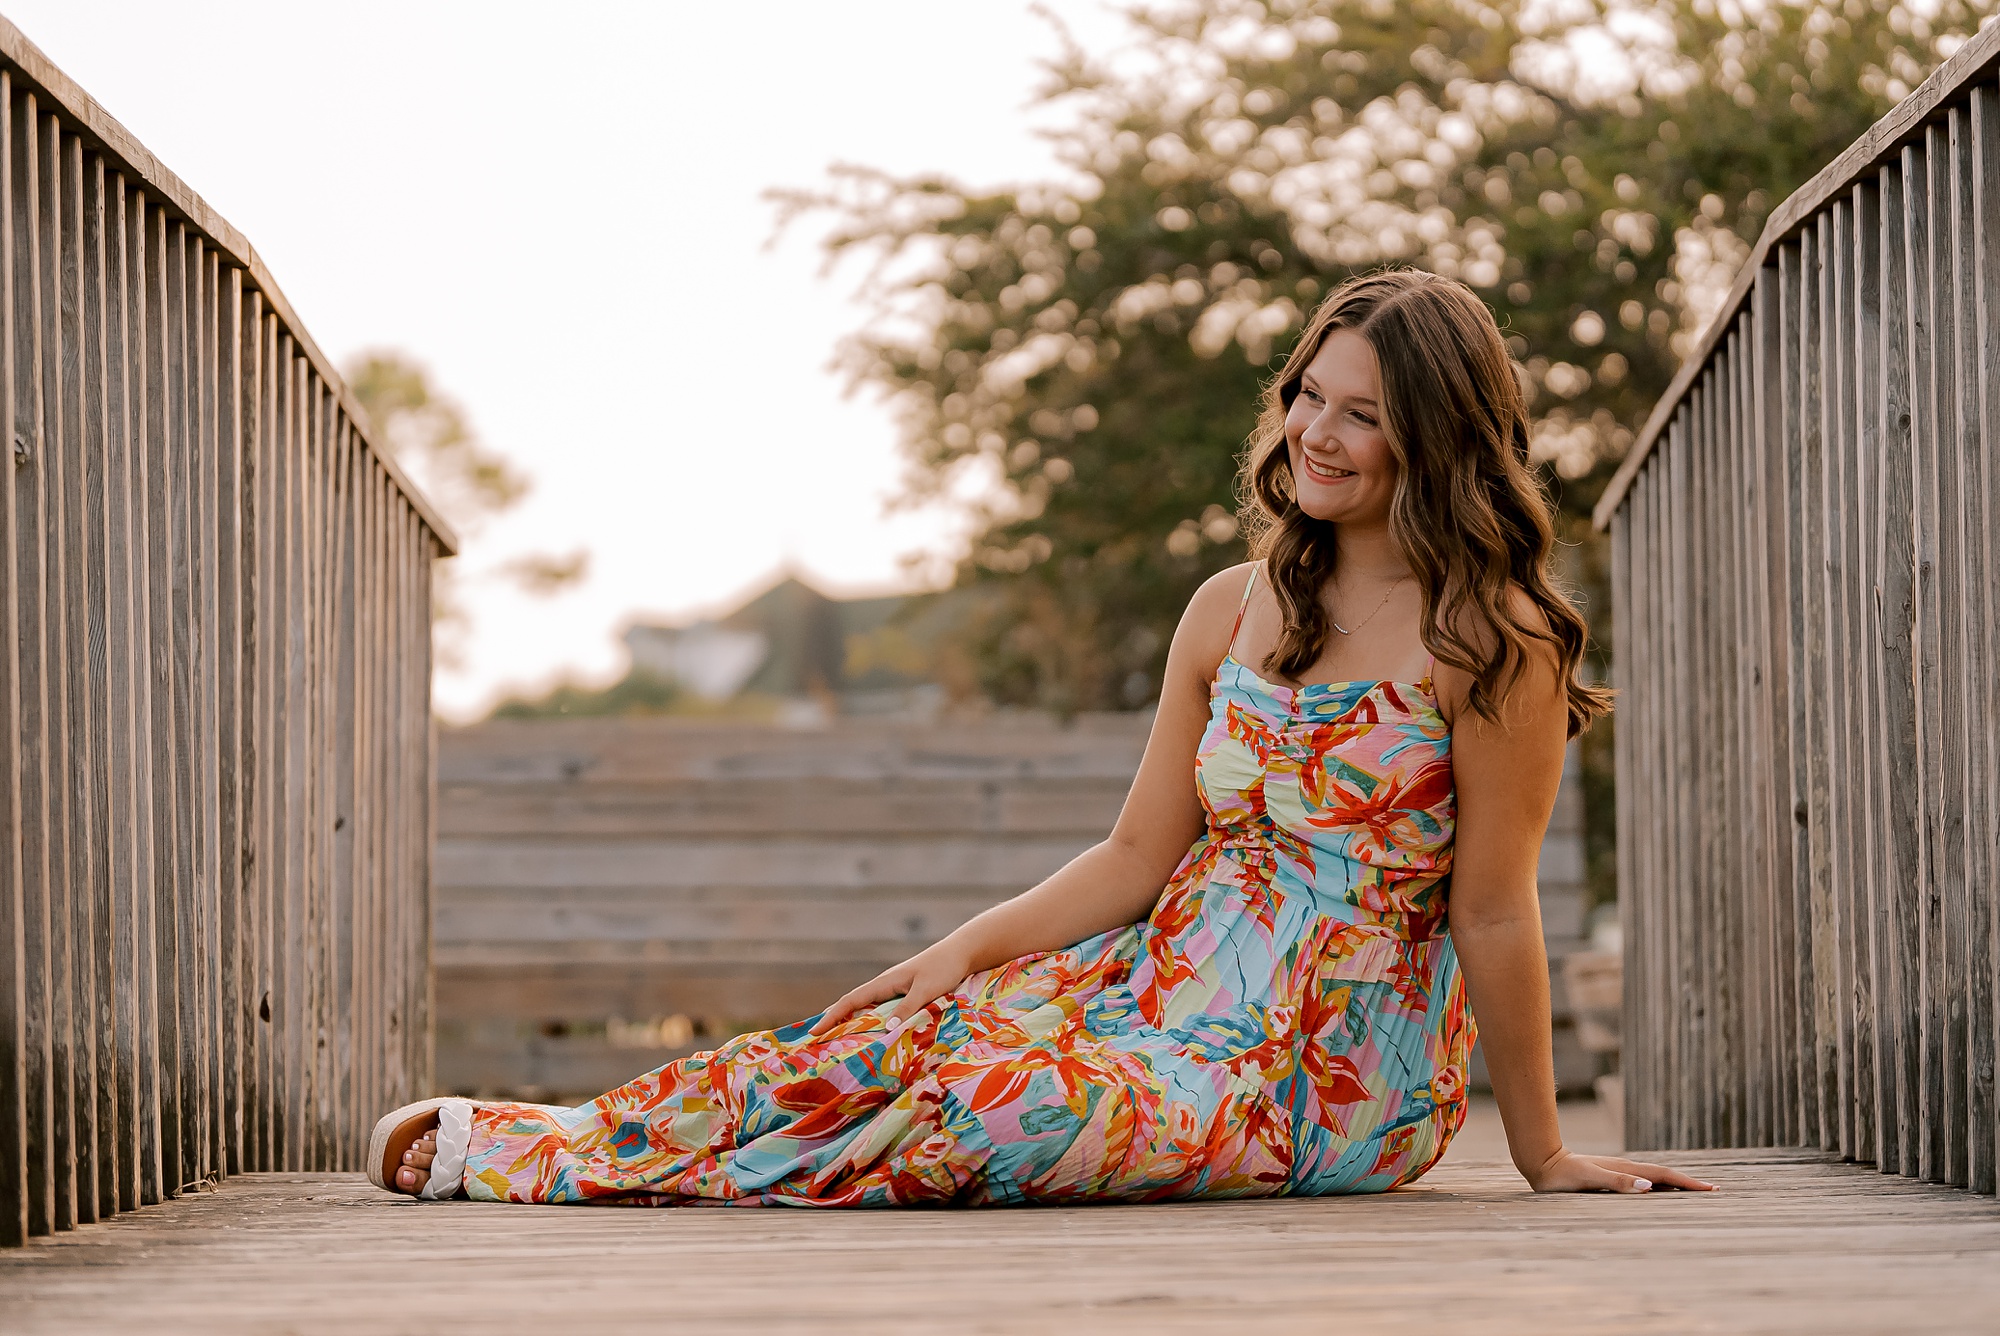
[461,585,1474,1206]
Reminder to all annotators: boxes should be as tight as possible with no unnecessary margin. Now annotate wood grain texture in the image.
[1967,83,2000,1199]
[1607,72,1998,1197]
[3,1155,1999,1335]
[0,50,446,1242]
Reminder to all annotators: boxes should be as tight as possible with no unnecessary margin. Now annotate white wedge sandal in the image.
[366,1097,477,1200]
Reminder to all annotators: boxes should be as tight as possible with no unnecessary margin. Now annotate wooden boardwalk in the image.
[3,1147,1995,1333]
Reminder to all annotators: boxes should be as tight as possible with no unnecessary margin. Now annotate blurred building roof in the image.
[624,573,966,720]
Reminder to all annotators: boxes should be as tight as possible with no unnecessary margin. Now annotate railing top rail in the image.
[0,14,459,554]
[1592,16,2000,532]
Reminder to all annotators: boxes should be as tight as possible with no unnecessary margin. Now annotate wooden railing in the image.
[0,22,455,1244]
[1595,22,2000,1194]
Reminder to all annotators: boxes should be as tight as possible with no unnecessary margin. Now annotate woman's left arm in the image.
[1444,634,1714,1194]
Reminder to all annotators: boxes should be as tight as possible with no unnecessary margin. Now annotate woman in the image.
[369,267,1712,1204]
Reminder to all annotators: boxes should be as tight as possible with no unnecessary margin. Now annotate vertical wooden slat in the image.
[1642,462,1664,1150]
[1903,131,1948,1185]
[1967,82,2000,1199]
[11,86,59,1239]
[1878,155,1924,1179]
[415,503,436,1103]
[1798,219,1839,1154]
[305,374,327,1170]
[1922,118,1973,1189]
[1850,176,1899,1173]
[1945,101,1996,1197]
[325,401,351,1169]
[1726,313,1762,1150]
[1750,268,1787,1150]
[1775,239,1810,1146]
[1665,410,1693,1146]
[51,121,98,1227]
[245,297,270,1174]
[1712,342,1743,1145]
[275,333,299,1172]
[0,69,30,1252]
[213,258,243,1177]
[77,146,119,1221]
[1821,202,1860,1162]
[189,233,220,1188]
[1611,497,1635,1146]
[28,109,80,1235]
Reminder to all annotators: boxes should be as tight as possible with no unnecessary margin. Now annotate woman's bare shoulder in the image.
[1430,582,1560,714]
[1167,561,1261,685]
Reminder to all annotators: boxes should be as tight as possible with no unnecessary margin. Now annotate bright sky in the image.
[10,1,1133,718]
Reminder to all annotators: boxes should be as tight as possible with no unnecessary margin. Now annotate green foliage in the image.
[345,349,589,667]
[790,0,1991,719]
[347,350,529,523]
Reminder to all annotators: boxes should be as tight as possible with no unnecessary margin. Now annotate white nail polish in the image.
[1634,1178,1652,1191]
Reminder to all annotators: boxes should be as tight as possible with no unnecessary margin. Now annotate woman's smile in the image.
[1300,454,1357,483]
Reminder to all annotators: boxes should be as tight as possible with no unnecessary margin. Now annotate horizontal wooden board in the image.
[435,1037,701,1100]
[439,715,1153,785]
[435,884,1010,946]
[436,776,1131,837]
[437,961,883,1028]
[434,834,1097,891]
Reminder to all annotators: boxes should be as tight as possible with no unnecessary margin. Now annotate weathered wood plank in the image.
[0,68,31,1251]
[1848,175,1896,1173]
[1876,156,1924,1180]
[75,140,118,1223]
[1751,263,1789,1149]
[212,259,242,1179]
[11,84,61,1239]
[435,778,1133,839]
[7,1155,2000,1335]
[1966,81,2000,1199]
[1946,100,1996,1198]
[439,717,1153,785]
[1823,199,1863,1163]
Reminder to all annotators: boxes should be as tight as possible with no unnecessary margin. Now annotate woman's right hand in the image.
[806,939,976,1037]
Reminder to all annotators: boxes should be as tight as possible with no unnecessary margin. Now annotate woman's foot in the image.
[384,1113,440,1196]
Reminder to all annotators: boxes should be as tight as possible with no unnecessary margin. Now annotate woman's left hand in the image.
[1523,1149,1716,1194]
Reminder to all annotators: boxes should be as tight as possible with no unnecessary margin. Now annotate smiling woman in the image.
[369,266,1711,1208]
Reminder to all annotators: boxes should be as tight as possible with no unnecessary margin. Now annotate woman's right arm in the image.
[807,564,1250,1034]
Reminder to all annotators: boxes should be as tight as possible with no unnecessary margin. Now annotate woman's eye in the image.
[1350,412,1375,426]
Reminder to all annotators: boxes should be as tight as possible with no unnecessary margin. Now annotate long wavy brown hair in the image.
[1239,267,1610,738]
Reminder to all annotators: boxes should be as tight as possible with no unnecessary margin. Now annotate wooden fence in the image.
[1595,23,2000,1194]
[0,22,455,1245]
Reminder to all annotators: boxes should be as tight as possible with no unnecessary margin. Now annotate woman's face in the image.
[1284,327,1399,527]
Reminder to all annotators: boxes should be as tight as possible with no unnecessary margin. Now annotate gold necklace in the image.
[1331,573,1407,636]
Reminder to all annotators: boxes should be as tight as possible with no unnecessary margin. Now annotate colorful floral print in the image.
[460,588,1473,1207]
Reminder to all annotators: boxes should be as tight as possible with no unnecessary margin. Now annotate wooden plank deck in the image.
[2,1146,1995,1333]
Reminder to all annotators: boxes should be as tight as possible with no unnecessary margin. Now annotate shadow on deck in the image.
[3,1148,1996,1334]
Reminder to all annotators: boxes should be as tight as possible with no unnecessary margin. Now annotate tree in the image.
[787,0,1992,906]
[345,350,588,667]
[789,0,1993,717]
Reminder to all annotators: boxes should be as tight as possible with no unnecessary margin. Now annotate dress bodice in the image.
[1194,654,1456,932]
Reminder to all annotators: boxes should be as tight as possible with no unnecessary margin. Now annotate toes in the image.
[395,1165,421,1192]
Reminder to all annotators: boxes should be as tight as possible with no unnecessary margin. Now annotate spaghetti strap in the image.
[1226,563,1259,659]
